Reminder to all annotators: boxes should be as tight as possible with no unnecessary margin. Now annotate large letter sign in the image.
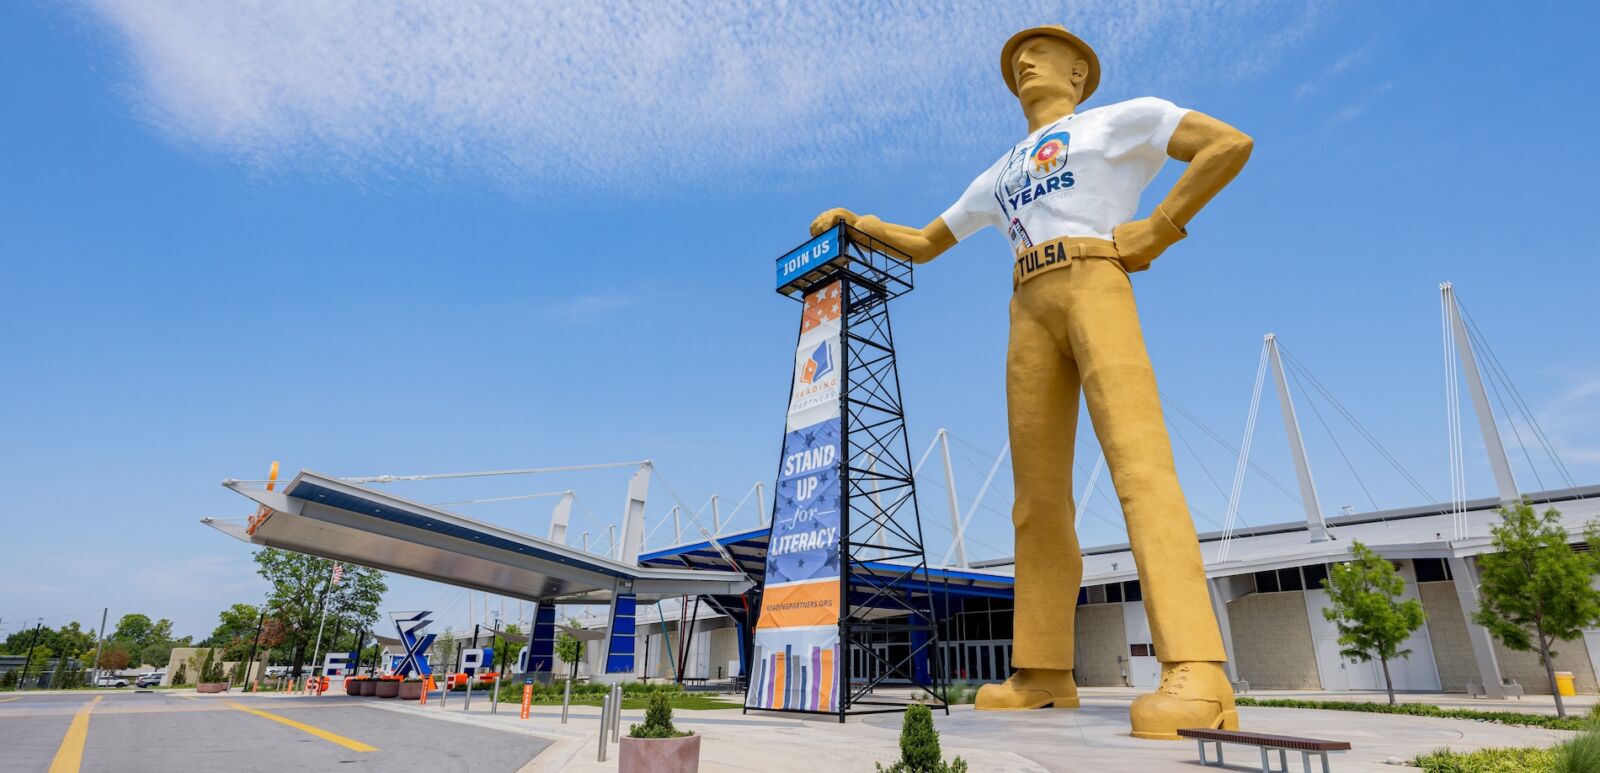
[390,611,436,677]
[746,281,844,713]
[322,651,356,677]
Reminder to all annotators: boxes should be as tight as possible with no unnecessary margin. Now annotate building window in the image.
[1253,570,1280,594]
[1302,563,1329,590]
[1414,558,1454,583]
[1277,567,1305,591]
[1123,580,1142,602]
[1130,643,1152,657]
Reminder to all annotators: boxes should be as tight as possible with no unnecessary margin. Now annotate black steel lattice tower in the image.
[775,223,948,720]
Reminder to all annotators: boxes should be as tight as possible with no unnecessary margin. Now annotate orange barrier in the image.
[520,684,532,720]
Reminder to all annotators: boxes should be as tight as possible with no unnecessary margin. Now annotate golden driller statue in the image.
[811,25,1252,740]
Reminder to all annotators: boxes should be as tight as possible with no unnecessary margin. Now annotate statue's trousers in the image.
[1005,242,1227,669]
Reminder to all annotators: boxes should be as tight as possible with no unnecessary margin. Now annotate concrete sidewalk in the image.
[254,690,1579,772]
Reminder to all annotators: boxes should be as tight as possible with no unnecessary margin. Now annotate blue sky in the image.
[3,1,1597,640]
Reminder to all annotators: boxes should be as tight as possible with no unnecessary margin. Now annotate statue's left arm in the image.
[1113,112,1253,272]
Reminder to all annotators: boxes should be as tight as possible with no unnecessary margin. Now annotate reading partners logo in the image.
[800,341,834,384]
[1001,129,1076,213]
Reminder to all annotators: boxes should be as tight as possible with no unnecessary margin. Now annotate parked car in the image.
[264,666,289,678]
[95,675,129,688]
[135,673,164,688]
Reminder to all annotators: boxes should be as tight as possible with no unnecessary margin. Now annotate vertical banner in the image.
[746,281,844,712]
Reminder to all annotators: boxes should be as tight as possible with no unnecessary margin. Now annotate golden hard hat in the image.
[1000,25,1102,103]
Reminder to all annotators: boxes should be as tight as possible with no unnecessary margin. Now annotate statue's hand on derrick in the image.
[807,208,955,265]
[810,208,859,236]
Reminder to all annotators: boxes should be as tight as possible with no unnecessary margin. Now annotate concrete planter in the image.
[344,679,363,696]
[196,683,227,694]
[619,733,700,773]
[359,679,379,696]
[397,682,424,701]
[374,680,401,698]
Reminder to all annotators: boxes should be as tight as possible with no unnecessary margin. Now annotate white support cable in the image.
[911,431,944,476]
[430,491,568,507]
[1442,284,1468,540]
[342,460,651,485]
[1074,453,1105,529]
[937,430,966,569]
[941,441,1009,567]
[649,468,751,580]
[1218,341,1271,563]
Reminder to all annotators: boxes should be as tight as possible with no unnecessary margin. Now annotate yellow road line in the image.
[0,696,20,702]
[225,702,377,752]
[47,695,101,773]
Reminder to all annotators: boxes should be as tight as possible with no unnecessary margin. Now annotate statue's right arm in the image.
[809,208,956,265]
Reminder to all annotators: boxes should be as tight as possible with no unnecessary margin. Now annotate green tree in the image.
[171,663,188,686]
[1320,540,1427,706]
[97,643,133,673]
[488,623,521,675]
[209,603,263,661]
[435,626,459,674]
[1474,503,1600,718]
[253,550,386,677]
[109,614,176,667]
[556,621,585,678]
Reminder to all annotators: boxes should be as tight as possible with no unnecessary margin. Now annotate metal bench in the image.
[1178,728,1351,773]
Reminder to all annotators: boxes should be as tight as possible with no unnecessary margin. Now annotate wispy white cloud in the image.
[542,293,640,326]
[133,555,261,601]
[1539,378,1600,469]
[77,0,1326,188]
[1294,40,1371,100]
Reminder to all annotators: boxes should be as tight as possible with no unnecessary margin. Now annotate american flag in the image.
[331,563,344,587]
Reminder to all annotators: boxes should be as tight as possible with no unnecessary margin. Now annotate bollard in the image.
[597,693,610,762]
[611,684,623,742]
[464,674,474,711]
[440,675,449,708]
[490,678,499,715]
[560,679,572,724]
[420,675,432,705]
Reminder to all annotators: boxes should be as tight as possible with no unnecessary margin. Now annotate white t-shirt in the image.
[940,97,1190,256]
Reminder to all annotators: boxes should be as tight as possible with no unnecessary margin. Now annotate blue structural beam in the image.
[604,594,637,674]
[529,601,556,673]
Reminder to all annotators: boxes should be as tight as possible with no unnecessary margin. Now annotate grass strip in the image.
[1234,696,1592,731]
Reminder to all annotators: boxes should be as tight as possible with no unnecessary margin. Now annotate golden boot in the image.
[1129,661,1237,740]
[974,667,1079,710]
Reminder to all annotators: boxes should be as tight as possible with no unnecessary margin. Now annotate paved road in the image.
[0,691,549,772]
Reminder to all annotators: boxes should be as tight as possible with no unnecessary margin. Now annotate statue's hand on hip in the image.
[1112,207,1187,273]
[810,208,860,236]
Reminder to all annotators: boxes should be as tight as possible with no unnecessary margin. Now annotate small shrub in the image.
[172,664,187,686]
[877,704,967,773]
[1557,729,1600,773]
[0,670,17,688]
[628,692,690,739]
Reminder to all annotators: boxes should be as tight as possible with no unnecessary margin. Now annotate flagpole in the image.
[307,563,341,687]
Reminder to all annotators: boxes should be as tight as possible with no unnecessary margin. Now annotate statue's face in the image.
[1010,35,1088,106]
